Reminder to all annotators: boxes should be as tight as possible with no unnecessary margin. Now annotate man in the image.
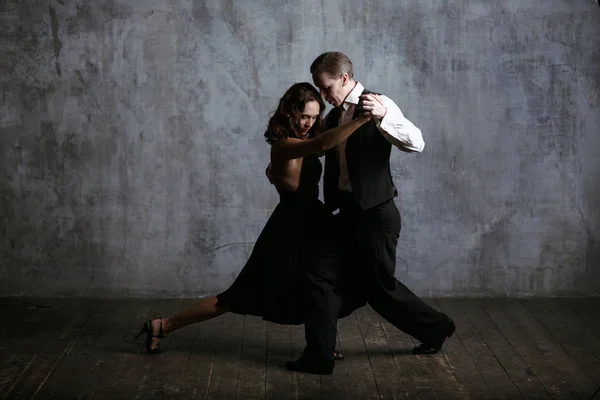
[285,51,455,375]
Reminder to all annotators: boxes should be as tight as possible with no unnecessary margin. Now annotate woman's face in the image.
[297,100,320,137]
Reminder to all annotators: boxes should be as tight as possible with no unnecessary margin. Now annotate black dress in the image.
[216,155,361,325]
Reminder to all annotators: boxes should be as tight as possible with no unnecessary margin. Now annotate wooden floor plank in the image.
[440,299,523,399]
[66,302,141,399]
[149,298,209,399]
[435,299,496,400]
[289,323,321,400]
[117,299,185,399]
[2,300,91,399]
[355,306,408,400]
[0,302,59,395]
[567,298,600,319]
[562,298,600,337]
[237,315,267,400]
[545,299,600,361]
[206,312,245,400]
[522,299,600,387]
[1,297,598,399]
[0,298,51,367]
[337,310,399,400]
[509,299,596,400]
[319,329,351,400]
[378,314,439,400]
[90,299,168,400]
[265,323,294,400]
[459,299,552,400]
[415,299,467,400]
[176,309,224,399]
[478,299,581,400]
[79,300,153,399]
[563,297,600,395]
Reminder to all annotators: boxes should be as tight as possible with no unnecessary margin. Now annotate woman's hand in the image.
[358,93,386,119]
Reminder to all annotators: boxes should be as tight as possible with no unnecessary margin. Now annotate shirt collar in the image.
[341,81,364,111]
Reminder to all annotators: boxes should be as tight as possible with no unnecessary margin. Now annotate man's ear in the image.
[341,72,350,86]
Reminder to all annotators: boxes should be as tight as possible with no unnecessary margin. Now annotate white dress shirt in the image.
[334,82,425,191]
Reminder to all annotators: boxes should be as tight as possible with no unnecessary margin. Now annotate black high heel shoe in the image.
[135,319,165,354]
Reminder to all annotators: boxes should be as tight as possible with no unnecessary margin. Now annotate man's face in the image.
[312,72,350,108]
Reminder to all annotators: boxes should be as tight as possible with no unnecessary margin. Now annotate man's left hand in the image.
[359,94,387,119]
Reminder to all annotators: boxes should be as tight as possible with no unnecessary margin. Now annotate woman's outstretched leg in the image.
[162,296,227,333]
[139,296,227,353]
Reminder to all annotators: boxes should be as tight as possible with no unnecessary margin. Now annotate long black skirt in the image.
[216,196,363,325]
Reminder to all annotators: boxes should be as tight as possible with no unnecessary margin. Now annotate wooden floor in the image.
[0,298,599,399]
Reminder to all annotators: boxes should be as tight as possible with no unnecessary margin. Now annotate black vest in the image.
[323,88,398,211]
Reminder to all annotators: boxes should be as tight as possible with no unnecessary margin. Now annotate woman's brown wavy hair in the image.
[264,82,326,144]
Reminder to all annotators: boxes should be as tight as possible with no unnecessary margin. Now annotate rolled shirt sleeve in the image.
[375,95,425,153]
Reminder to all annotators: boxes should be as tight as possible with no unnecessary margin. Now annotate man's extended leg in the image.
[358,200,455,353]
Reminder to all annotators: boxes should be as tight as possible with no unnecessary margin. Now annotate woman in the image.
[135,82,370,354]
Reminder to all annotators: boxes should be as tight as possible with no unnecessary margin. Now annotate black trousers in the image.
[304,195,449,361]
[303,246,343,362]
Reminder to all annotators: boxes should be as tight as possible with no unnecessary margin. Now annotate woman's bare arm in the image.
[271,116,371,161]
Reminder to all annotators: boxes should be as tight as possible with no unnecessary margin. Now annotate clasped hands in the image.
[358,93,386,119]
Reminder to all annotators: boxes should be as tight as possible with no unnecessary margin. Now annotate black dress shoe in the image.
[412,317,456,355]
[285,355,334,375]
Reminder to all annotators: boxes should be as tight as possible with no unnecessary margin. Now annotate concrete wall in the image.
[1,0,599,297]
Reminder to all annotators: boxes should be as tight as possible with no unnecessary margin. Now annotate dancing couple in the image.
[136,51,455,375]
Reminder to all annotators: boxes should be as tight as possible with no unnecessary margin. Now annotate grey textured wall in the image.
[1,0,599,297]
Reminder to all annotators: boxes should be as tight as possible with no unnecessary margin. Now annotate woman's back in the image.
[278,155,322,202]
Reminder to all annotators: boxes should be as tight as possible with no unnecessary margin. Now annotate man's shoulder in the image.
[361,87,382,96]
[362,87,398,108]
